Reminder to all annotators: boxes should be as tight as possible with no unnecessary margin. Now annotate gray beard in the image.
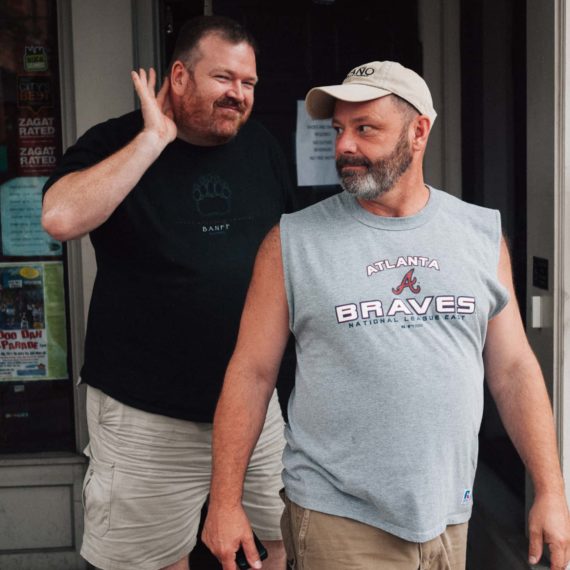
[337,129,413,200]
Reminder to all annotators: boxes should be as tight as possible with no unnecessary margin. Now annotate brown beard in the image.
[175,79,251,145]
[336,125,413,200]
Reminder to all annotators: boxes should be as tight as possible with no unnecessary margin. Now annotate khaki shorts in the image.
[280,492,468,570]
[81,386,285,570]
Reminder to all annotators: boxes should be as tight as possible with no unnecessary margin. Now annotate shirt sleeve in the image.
[42,111,143,197]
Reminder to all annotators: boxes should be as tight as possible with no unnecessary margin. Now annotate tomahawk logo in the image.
[392,269,421,295]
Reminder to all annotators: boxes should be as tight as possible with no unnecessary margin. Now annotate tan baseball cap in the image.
[305,60,437,124]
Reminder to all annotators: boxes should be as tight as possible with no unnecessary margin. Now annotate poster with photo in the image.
[0,262,67,381]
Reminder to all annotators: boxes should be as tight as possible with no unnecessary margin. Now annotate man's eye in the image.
[216,75,230,81]
[333,127,343,134]
[358,125,372,133]
[243,82,256,89]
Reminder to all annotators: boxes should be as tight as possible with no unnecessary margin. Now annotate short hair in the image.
[169,16,258,72]
[390,94,420,125]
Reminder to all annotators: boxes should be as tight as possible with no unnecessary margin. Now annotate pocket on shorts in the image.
[279,489,297,569]
[82,458,115,538]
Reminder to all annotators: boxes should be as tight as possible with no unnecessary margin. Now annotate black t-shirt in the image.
[45,111,295,421]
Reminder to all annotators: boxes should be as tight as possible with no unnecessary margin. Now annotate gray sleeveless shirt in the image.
[280,187,509,542]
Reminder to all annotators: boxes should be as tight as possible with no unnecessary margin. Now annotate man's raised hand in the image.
[131,68,177,146]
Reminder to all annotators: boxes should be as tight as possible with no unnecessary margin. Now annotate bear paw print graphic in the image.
[193,175,232,217]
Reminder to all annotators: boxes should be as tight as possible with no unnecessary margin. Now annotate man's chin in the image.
[212,126,240,143]
[341,179,387,201]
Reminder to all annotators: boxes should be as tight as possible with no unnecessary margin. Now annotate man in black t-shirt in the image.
[42,16,290,570]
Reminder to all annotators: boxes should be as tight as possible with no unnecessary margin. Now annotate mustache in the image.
[215,97,247,113]
[336,155,372,172]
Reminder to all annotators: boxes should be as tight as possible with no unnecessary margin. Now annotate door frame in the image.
[555,0,570,496]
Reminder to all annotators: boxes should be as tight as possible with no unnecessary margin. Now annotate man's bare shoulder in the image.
[257,225,282,262]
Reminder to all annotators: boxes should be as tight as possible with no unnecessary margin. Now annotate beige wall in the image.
[69,0,137,327]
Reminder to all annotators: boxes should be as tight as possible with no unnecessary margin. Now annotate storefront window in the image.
[0,0,74,453]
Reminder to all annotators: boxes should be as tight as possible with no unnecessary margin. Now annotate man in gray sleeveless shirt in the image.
[203,61,570,570]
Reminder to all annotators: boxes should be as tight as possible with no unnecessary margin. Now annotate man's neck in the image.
[176,130,231,147]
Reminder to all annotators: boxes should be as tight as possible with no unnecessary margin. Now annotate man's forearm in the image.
[42,129,167,241]
[488,352,564,496]
[209,359,277,508]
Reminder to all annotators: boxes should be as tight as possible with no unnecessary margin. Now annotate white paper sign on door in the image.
[295,100,338,187]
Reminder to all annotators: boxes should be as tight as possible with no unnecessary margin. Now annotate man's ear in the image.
[170,61,189,96]
[411,115,431,151]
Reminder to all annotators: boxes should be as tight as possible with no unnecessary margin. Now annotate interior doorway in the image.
[151,1,534,568]
[158,1,422,568]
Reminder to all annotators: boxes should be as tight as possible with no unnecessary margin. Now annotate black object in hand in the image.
[235,531,268,570]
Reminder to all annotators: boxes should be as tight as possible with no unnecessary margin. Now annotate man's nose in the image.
[227,80,245,101]
[335,131,358,155]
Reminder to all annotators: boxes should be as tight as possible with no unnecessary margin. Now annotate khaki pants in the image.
[280,492,468,570]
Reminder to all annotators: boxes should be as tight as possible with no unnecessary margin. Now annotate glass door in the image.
[0,0,74,453]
